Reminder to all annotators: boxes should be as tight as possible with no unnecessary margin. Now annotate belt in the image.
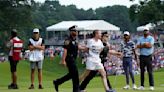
[140,54,152,57]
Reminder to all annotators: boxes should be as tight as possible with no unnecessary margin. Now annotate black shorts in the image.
[9,56,19,72]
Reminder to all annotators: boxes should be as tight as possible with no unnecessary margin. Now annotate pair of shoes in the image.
[39,84,44,89]
[150,86,154,91]
[132,84,137,90]
[29,84,43,89]
[8,83,18,89]
[53,80,59,92]
[137,86,144,90]
[29,84,34,89]
[123,85,130,89]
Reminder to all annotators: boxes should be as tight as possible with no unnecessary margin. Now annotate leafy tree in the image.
[96,5,135,31]
[129,0,164,25]
[0,0,33,52]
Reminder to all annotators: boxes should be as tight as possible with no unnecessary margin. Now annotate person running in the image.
[53,25,86,92]
[80,30,114,92]
[79,32,121,92]
[7,29,23,89]
[28,28,45,89]
[120,31,137,90]
[136,27,155,91]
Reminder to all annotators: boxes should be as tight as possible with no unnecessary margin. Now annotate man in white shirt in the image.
[80,30,112,92]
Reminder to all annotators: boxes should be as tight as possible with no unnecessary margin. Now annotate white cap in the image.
[123,31,130,35]
[143,27,149,31]
[33,28,39,33]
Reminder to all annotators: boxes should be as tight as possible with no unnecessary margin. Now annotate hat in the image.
[12,29,17,33]
[123,31,130,36]
[68,25,77,31]
[102,31,108,35]
[33,28,39,33]
[143,27,149,31]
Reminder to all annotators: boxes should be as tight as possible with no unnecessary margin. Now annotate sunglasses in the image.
[103,35,108,37]
[33,32,39,34]
[124,34,129,36]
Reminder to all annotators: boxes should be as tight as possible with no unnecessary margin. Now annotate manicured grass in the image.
[0,56,164,92]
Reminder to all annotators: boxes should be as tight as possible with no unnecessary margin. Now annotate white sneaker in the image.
[137,86,145,90]
[132,84,137,90]
[123,85,130,89]
[150,86,154,91]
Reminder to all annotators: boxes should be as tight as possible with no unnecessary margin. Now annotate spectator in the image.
[137,27,155,91]
[7,29,23,89]
[120,31,137,90]
[28,28,45,89]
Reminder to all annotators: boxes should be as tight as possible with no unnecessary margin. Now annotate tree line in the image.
[0,0,163,52]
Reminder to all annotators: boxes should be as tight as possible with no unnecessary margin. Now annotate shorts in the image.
[86,57,103,70]
[9,56,19,72]
[30,61,43,69]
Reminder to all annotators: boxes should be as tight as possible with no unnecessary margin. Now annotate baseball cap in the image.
[12,29,17,33]
[33,28,39,33]
[68,25,77,31]
[123,31,130,36]
[143,27,149,31]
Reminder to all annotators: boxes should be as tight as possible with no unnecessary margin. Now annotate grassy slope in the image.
[0,56,164,92]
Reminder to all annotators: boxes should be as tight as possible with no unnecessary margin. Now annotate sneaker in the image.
[53,80,59,92]
[8,83,14,89]
[8,84,18,89]
[150,86,154,91]
[123,85,130,89]
[29,84,34,89]
[137,86,144,90]
[38,84,44,89]
[12,84,18,89]
[132,84,137,90]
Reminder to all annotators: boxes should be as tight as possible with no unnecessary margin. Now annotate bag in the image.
[29,51,44,62]
[12,39,23,61]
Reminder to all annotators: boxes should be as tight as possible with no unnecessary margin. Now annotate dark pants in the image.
[9,56,19,72]
[123,57,135,85]
[80,60,112,90]
[140,55,154,87]
[55,58,79,92]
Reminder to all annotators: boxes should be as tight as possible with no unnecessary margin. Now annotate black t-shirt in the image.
[63,37,78,59]
[100,42,109,62]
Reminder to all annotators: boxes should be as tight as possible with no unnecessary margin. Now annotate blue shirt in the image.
[137,35,154,56]
[120,40,135,57]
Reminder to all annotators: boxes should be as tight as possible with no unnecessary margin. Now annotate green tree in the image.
[129,0,164,25]
[0,0,33,52]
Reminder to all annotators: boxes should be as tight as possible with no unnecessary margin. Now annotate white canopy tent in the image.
[46,20,120,32]
[45,20,120,46]
[137,23,156,31]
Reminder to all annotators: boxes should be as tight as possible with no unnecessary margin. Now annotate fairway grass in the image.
[0,57,164,92]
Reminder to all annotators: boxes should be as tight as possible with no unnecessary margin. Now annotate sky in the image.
[34,0,139,10]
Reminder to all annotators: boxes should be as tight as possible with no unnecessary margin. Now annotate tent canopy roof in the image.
[46,20,120,31]
[137,23,156,31]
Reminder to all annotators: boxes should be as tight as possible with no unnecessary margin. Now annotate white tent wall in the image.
[45,20,120,46]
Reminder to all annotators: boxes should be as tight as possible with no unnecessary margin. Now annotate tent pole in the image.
[46,31,48,40]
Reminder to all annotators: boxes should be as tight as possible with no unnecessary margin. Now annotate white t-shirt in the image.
[86,38,104,63]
